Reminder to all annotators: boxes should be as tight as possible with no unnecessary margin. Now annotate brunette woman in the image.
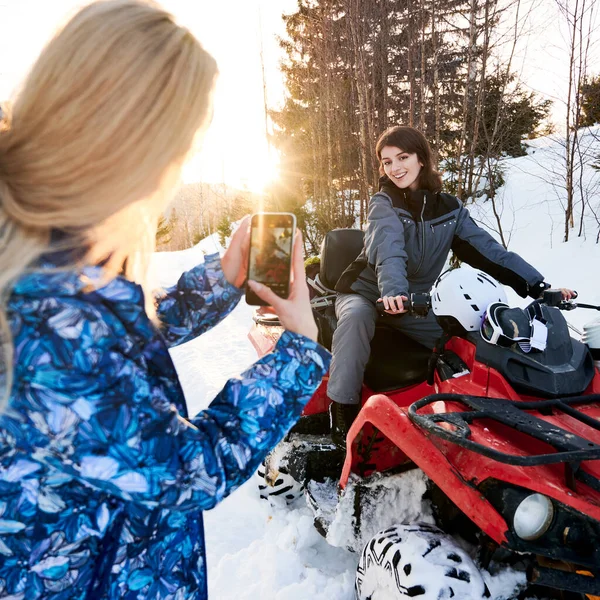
[328,125,572,444]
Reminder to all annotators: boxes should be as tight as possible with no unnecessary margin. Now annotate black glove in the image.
[528,280,551,299]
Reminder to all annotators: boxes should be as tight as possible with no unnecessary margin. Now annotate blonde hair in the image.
[0,0,218,410]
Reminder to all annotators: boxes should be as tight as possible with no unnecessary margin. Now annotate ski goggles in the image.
[480,301,548,353]
[480,302,530,348]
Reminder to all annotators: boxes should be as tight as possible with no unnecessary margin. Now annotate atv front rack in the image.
[408,394,600,493]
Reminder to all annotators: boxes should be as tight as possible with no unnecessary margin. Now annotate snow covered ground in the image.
[153,239,362,600]
[152,128,600,600]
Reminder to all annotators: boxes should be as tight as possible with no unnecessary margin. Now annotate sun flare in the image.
[240,152,280,194]
[181,146,280,195]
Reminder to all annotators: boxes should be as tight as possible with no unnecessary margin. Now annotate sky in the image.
[502,0,600,130]
[0,0,297,192]
[0,0,598,191]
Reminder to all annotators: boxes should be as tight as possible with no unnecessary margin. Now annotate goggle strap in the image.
[529,317,548,351]
[526,300,547,325]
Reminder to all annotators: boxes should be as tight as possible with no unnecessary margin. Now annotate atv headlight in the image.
[513,493,554,540]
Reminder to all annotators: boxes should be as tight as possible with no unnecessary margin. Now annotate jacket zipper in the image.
[414,193,427,275]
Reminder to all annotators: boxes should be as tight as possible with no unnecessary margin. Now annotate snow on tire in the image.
[255,460,304,505]
[355,522,491,600]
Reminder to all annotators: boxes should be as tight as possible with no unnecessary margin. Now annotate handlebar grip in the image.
[376,298,410,316]
[542,289,578,308]
[542,289,563,307]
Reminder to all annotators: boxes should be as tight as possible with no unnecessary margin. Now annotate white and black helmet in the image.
[431,267,508,334]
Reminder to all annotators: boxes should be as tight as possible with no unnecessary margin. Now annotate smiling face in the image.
[380,146,423,191]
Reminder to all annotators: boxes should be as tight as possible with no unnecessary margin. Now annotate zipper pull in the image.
[431,223,435,234]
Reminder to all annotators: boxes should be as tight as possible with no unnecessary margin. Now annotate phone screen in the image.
[247,213,295,303]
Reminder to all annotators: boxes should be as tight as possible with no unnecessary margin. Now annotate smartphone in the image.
[245,212,296,306]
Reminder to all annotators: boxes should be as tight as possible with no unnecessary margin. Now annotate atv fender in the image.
[340,393,509,545]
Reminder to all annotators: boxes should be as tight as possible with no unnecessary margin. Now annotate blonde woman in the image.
[0,1,328,598]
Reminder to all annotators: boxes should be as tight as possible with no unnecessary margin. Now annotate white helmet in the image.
[431,267,508,334]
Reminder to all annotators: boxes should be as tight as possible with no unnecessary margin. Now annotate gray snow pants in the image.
[327,292,443,405]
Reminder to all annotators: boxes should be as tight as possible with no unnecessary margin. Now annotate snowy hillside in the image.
[152,128,600,600]
[468,126,600,331]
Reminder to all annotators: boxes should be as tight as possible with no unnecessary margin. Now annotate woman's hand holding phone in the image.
[221,215,251,288]
[247,230,318,342]
[220,216,318,342]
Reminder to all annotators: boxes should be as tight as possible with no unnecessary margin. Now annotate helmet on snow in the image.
[431,267,508,335]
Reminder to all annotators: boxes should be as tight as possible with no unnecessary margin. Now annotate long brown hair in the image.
[375,126,442,192]
[0,0,218,411]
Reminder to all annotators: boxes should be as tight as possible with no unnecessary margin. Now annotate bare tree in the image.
[345,0,375,224]
[555,0,599,241]
[431,0,441,162]
[455,0,480,198]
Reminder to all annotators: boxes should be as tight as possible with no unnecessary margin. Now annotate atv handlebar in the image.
[542,289,576,308]
[376,289,598,319]
[376,293,431,318]
[541,289,600,311]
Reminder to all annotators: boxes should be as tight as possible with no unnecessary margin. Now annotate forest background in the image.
[158,0,600,255]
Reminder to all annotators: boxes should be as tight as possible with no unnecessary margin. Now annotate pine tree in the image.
[156,215,172,249]
[273,0,477,251]
[273,0,552,248]
[581,75,600,126]
[474,74,552,158]
[217,215,233,247]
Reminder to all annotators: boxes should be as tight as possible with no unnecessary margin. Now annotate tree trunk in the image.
[407,0,415,127]
[419,0,426,131]
[345,0,371,226]
[456,0,479,199]
[431,0,440,163]
[380,0,389,132]
[563,0,581,242]
[467,0,496,198]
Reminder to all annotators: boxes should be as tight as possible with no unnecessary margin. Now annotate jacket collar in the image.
[378,176,435,218]
[379,175,411,204]
[11,262,144,305]
[11,228,143,303]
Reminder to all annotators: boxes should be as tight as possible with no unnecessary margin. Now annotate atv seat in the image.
[364,326,431,391]
[316,228,431,392]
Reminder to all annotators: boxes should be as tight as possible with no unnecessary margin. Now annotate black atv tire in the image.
[355,522,491,599]
[255,460,305,505]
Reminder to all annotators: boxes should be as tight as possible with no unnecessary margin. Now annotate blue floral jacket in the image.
[0,253,330,599]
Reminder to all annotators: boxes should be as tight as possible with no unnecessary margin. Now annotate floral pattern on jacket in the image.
[0,252,330,599]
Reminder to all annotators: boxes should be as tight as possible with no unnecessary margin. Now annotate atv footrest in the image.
[408,394,600,492]
[528,564,600,596]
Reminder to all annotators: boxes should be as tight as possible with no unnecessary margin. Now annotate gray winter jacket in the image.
[336,179,545,304]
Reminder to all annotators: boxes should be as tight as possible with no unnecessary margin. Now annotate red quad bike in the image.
[250,229,600,600]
